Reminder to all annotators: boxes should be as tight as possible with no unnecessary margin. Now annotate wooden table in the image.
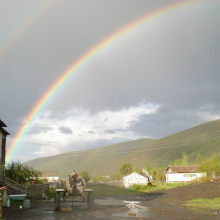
[54,188,94,211]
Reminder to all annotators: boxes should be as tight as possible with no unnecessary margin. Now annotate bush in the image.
[80,171,90,182]
[131,184,149,191]
[119,163,132,175]
[5,161,42,184]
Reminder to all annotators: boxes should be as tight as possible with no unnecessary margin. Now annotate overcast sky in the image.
[1,0,220,162]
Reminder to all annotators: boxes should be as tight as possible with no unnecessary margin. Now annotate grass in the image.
[130,182,189,193]
[47,182,189,199]
[10,198,41,206]
[89,184,138,198]
[183,197,220,212]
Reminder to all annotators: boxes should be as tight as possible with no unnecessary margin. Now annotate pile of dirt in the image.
[150,179,220,202]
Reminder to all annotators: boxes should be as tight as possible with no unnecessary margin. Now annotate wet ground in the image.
[2,179,220,220]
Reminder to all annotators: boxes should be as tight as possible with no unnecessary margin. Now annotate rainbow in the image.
[6,0,206,163]
[0,0,53,61]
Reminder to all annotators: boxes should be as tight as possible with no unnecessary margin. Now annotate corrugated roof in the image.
[166,165,200,173]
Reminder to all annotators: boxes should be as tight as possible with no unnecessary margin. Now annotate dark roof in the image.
[40,171,60,177]
[166,165,200,173]
[0,127,10,135]
[0,119,7,127]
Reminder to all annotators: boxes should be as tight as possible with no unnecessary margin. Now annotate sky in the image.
[0,0,220,163]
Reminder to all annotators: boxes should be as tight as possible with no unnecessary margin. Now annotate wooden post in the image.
[0,192,3,218]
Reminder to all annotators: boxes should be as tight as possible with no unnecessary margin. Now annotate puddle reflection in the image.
[95,198,151,218]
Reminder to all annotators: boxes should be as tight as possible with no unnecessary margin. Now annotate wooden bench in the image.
[54,189,94,211]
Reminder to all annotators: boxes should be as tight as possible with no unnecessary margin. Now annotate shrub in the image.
[5,161,42,184]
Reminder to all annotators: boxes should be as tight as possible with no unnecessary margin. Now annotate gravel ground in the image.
[2,179,220,220]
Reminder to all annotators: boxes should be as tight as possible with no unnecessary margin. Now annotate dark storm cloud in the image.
[25,125,53,135]
[105,130,116,134]
[46,4,220,116]
[128,106,220,138]
[1,0,220,162]
[24,141,59,146]
[59,127,73,134]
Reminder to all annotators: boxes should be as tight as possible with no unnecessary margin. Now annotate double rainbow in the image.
[6,0,205,163]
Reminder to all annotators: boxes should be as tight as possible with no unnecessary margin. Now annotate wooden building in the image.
[0,120,10,176]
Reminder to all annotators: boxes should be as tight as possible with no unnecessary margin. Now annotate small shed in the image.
[165,165,206,182]
[123,172,148,188]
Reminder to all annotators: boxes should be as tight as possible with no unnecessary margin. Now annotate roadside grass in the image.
[47,188,56,199]
[48,182,189,199]
[10,198,41,206]
[183,197,220,212]
[89,184,137,198]
[190,176,213,183]
[130,182,189,192]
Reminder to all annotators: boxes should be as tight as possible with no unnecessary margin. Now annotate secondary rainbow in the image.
[6,0,206,163]
[0,0,53,61]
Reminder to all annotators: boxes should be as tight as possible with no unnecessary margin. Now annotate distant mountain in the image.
[26,119,220,178]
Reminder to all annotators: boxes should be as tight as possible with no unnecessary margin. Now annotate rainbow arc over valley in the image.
[6,0,206,163]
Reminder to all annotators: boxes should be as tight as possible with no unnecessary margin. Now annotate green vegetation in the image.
[88,182,189,197]
[90,173,123,182]
[89,184,138,198]
[169,152,189,166]
[47,182,189,199]
[198,153,220,177]
[26,119,220,178]
[183,197,220,211]
[119,163,132,175]
[47,188,57,199]
[80,170,90,182]
[131,182,188,192]
[5,161,42,184]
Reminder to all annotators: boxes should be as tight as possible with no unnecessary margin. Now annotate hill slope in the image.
[27,138,156,178]
[26,119,220,178]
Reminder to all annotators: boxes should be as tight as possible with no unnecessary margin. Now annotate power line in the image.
[56,131,220,157]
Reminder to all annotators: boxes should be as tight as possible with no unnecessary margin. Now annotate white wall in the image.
[123,172,148,188]
[166,172,206,182]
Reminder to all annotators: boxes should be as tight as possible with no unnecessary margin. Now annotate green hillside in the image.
[26,138,156,178]
[26,119,220,178]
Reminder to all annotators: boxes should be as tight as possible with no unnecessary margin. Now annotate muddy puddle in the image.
[95,198,152,218]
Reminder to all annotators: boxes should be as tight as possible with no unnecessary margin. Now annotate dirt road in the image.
[2,179,220,220]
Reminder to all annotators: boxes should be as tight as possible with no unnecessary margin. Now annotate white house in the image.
[123,172,148,188]
[165,165,206,182]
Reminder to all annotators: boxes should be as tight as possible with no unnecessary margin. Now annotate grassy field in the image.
[48,182,188,199]
[183,197,220,211]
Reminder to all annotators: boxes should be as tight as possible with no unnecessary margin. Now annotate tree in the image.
[196,153,203,165]
[181,152,188,165]
[199,153,220,177]
[174,158,180,166]
[144,160,152,174]
[119,163,132,175]
[5,161,42,184]
[80,170,90,182]
[170,152,188,166]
